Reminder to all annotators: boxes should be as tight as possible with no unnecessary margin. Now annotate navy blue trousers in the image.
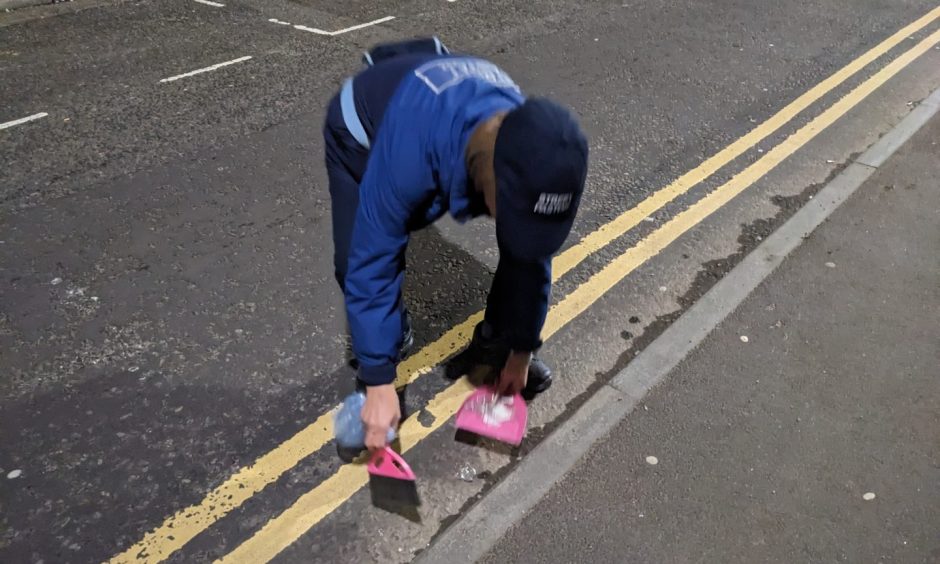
[323,93,369,292]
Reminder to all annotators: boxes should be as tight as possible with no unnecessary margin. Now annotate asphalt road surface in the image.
[481,106,940,564]
[2,0,939,562]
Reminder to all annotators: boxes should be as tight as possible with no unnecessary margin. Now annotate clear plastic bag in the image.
[461,391,516,426]
[333,391,397,449]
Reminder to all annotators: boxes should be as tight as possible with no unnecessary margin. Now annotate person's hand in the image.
[497,351,532,395]
[361,384,400,451]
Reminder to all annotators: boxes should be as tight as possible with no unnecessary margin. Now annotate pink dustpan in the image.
[455,386,528,446]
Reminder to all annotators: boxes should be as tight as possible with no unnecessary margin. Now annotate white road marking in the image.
[271,15,395,36]
[0,112,48,130]
[159,56,252,83]
[193,0,225,6]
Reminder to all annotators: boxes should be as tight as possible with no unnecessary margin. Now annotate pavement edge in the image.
[0,0,51,11]
[414,85,940,564]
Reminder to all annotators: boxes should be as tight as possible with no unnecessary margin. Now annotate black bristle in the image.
[369,473,421,512]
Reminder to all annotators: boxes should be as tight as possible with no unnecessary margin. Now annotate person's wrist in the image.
[366,383,395,394]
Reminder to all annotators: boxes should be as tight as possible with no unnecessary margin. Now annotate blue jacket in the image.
[345,55,550,385]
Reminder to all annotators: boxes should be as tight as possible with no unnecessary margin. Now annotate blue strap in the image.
[340,78,370,149]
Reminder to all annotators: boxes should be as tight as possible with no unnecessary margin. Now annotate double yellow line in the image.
[110,7,940,563]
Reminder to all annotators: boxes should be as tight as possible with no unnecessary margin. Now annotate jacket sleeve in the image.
[506,255,551,352]
[487,252,552,353]
[345,128,430,386]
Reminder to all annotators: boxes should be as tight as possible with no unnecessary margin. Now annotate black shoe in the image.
[524,356,553,397]
[400,310,415,358]
[346,342,358,370]
[468,322,553,398]
[336,443,364,464]
[347,311,415,370]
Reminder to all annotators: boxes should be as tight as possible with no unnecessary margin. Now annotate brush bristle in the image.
[369,473,421,510]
